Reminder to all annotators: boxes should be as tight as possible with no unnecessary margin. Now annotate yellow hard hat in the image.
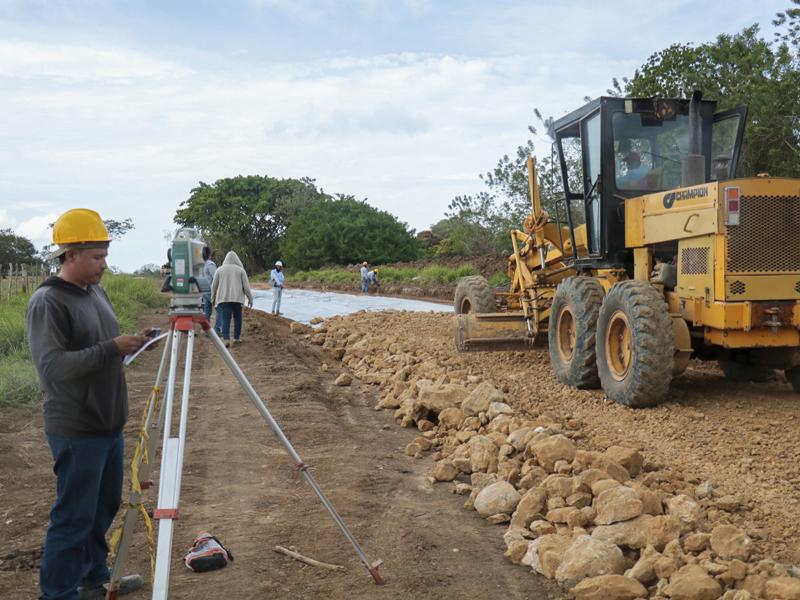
[373,268,379,273]
[362,261,368,266]
[52,209,110,245]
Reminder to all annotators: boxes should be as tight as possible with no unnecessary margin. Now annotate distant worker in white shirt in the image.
[270,260,285,314]
[360,261,369,293]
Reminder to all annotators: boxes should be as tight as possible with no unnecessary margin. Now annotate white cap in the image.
[275,260,283,267]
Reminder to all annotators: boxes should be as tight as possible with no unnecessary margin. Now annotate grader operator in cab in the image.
[455,91,800,407]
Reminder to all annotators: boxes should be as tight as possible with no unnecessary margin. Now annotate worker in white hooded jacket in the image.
[211,251,253,347]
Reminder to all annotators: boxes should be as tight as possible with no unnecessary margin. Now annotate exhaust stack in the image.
[681,90,705,187]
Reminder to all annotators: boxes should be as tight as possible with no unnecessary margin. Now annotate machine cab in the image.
[553,95,747,269]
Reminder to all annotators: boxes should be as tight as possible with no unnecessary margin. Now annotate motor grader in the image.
[454,91,800,407]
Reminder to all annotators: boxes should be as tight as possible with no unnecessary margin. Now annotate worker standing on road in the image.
[270,260,285,315]
[26,208,149,600]
[201,247,219,333]
[367,267,380,293]
[360,261,370,293]
[211,250,253,347]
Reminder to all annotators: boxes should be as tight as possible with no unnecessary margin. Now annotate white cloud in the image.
[15,212,59,247]
[0,40,192,83]
[0,0,786,271]
[0,36,633,270]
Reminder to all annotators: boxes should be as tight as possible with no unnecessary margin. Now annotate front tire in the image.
[454,275,495,314]
[596,280,673,407]
[548,277,605,389]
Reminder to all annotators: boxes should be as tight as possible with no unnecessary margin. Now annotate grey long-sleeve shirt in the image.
[26,276,127,437]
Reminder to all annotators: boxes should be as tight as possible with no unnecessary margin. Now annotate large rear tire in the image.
[596,280,673,407]
[548,277,605,389]
[454,275,495,314]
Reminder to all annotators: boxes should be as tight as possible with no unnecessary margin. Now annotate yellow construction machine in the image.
[455,91,800,407]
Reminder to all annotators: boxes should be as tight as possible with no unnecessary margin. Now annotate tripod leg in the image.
[206,328,384,584]
[153,329,196,600]
[107,333,175,600]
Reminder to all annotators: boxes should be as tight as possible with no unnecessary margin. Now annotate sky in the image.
[0,0,786,272]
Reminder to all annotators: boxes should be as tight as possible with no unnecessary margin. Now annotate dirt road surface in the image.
[0,308,563,599]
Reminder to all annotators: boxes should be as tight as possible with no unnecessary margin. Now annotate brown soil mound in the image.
[307,311,800,598]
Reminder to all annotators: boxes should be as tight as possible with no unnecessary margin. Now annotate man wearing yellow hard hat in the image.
[26,208,148,599]
[360,260,370,293]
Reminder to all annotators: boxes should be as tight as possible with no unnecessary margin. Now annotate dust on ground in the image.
[0,308,563,599]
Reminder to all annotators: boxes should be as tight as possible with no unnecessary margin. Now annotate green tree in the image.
[174,175,326,272]
[280,196,419,270]
[619,20,800,177]
[134,263,161,276]
[441,132,573,256]
[104,218,134,240]
[0,229,39,265]
[428,216,496,257]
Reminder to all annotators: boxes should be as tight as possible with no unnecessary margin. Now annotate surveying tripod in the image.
[106,297,383,599]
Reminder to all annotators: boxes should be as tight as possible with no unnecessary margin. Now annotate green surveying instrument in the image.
[106,229,384,600]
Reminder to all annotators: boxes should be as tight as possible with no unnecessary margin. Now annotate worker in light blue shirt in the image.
[270,260,285,314]
[202,248,219,332]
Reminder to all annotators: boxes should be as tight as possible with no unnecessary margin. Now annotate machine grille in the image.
[727,195,800,273]
[681,247,709,275]
[730,280,746,295]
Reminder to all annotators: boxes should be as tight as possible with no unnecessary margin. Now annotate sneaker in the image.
[78,574,144,599]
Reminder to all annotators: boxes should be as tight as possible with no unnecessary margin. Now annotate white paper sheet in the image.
[123,332,169,366]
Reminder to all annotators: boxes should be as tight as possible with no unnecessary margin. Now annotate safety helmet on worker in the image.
[362,261,368,266]
[275,260,283,267]
[49,208,111,259]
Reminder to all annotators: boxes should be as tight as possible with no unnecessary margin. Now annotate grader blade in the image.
[455,312,539,352]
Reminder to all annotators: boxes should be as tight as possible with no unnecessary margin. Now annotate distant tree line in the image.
[173,175,419,272]
[1,218,136,269]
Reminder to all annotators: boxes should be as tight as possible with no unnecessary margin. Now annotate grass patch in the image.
[287,263,481,286]
[489,271,511,287]
[0,273,165,408]
[101,273,165,334]
[0,353,39,408]
[0,293,30,356]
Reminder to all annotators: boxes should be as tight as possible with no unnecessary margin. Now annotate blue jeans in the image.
[217,302,243,340]
[204,296,221,332]
[202,292,213,319]
[40,432,124,600]
[271,286,283,313]
[360,278,368,293]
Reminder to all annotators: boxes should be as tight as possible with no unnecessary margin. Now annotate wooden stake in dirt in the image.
[273,546,346,572]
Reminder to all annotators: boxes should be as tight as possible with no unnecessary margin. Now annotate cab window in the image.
[612,111,690,192]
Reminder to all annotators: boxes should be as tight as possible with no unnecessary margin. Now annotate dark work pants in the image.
[217,302,243,340]
[40,432,124,600]
[202,294,221,332]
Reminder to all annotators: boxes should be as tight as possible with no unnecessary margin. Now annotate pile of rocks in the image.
[300,315,800,600]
